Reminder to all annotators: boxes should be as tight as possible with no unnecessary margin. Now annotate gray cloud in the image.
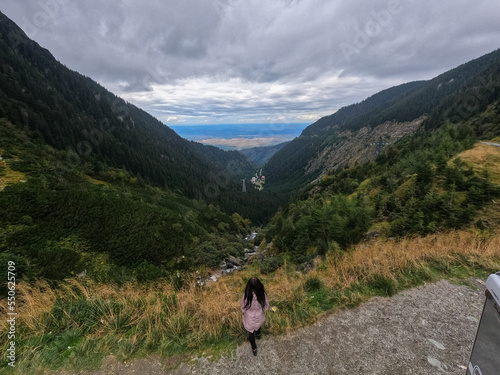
[1,0,499,124]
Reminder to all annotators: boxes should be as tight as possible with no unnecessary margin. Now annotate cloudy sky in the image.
[2,0,500,126]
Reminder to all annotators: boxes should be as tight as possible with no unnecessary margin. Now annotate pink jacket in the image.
[241,292,269,332]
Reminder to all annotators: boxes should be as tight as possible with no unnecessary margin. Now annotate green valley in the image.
[0,7,500,374]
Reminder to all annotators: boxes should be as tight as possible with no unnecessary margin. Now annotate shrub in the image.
[304,276,323,292]
[260,257,282,274]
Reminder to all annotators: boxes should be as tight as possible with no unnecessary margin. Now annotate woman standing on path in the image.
[241,277,269,356]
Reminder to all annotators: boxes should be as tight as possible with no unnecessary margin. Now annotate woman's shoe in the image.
[256,333,261,340]
[252,348,257,356]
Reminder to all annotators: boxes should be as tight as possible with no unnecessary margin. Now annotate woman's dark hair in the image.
[244,277,266,310]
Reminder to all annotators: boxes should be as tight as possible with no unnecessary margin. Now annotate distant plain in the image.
[170,123,309,150]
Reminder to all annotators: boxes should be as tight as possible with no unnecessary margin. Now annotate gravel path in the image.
[480,141,500,147]
[56,279,486,375]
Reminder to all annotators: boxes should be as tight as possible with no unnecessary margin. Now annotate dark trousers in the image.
[248,327,261,350]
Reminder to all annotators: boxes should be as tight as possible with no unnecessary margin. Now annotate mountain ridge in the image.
[0,10,276,222]
[264,48,500,191]
[239,141,290,166]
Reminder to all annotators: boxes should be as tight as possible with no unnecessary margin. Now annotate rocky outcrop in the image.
[306,116,426,178]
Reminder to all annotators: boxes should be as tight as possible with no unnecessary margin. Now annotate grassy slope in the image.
[0,152,26,191]
[456,142,500,228]
[453,142,500,185]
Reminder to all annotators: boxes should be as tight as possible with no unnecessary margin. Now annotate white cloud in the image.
[121,72,388,124]
[2,0,500,124]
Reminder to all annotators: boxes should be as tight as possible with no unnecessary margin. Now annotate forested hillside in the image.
[301,81,426,136]
[265,49,500,192]
[0,11,280,288]
[239,141,290,166]
[258,50,500,268]
[0,10,277,223]
[0,117,256,288]
[262,118,500,265]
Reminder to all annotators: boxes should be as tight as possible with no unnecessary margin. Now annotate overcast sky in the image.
[2,0,499,125]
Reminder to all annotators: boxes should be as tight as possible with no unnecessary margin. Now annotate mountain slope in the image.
[301,80,426,136]
[260,50,500,264]
[239,141,290,166]
[0,11,266,220]
[265,49,500,191]
[0,116,254,286]
[262,120,500,263]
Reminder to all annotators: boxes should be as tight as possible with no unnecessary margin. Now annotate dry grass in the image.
[476,200,500,228]
[1,230,499,372]
[452,142,500,185]
[0,158,27,191]
[316,230,499,289]
[84,175,108,186]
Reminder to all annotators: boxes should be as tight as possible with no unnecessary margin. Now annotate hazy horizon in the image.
[170,122,309,150]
